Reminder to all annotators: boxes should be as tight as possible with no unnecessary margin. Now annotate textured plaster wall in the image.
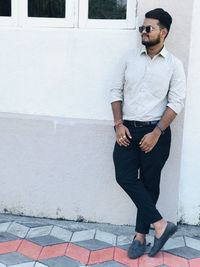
[0,28,136,120]
[0,0,196,225]
[0,112,181,225]
[178,0,200,225]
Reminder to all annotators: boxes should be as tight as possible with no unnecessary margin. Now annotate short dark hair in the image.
[145,8,172,32]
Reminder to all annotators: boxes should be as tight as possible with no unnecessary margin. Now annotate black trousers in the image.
[113,122,171,234]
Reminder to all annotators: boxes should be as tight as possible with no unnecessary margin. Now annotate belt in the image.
[124,120,159,127]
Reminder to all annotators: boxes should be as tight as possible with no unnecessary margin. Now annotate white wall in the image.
[0,25,139,224]
[0,114,135,224]
[0,0,197,225]
[178,0,200,225]
[0,28,136,120]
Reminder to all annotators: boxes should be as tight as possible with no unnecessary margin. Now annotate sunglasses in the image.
[139,25,154,33]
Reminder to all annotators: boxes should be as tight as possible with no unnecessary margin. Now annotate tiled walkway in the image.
[0,214,200,267]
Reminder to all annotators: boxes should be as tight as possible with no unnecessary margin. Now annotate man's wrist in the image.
[114,119,123,128]
[153,126,162,137]
[156,122,165,135]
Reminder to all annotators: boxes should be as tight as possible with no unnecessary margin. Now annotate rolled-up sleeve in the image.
[110,57,127,103]
[167,59,187,114]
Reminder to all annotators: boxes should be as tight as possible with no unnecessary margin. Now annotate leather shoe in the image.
[148,221,177,257]
[128,238,146,259]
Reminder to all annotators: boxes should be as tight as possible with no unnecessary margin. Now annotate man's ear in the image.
[161,28,168,39]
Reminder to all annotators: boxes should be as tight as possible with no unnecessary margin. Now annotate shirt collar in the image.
[140,46,168,58]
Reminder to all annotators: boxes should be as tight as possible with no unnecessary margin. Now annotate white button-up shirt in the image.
[110,46,186,121]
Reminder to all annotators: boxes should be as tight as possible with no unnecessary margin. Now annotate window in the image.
[28,0,65,18]
[88,0,127,20]
[0,0,136,29]
[0,0,11,17]
[79,0,136,29]
[20,0,76,27]
[0,0,17,26]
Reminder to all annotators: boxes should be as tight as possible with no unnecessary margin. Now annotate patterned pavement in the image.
[0,214,200,266]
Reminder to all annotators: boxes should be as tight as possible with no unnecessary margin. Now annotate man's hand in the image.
[139,128,161,153]
[116,125,132,147]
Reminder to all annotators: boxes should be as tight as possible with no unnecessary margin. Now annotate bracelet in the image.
[156,123,165,135]
[114,119,123,128]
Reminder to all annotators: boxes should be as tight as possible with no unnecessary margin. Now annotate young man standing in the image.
[111,8,186,258]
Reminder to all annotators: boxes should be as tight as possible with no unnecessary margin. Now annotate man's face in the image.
[140,18,164,47]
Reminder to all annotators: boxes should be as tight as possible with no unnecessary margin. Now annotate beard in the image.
[142,35,161,47]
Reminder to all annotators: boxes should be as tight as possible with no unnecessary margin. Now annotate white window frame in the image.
[0,0,18,26]
[19,0,77,28]
[79,0,137,29]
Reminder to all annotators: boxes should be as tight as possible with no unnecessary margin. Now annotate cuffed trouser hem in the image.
[135,215,163,234]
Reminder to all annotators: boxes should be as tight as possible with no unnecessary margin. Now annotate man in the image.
[110,8,186,259]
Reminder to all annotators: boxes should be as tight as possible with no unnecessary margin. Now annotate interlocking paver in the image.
[95,230,116,246]
[89,261,127,266]
[189,258,200,267]
[88,247,115,265]
[71,230,96,242]
[185,236,200,251]
[26,226,53,238]
[117,244,130,251]
[10,262,36,267]
[167,246,200,259]
[0,232,19,242]
[0,221,11,232]
[34,262,47,267]
[0,252,32,265]
[65,243,90,264]
[117,235,132,246]
[34,263,48,267]
[163,252,189,267]
[75,239,111,251]
[7,222,29,238]
[38,243,68,260]
[0,240,22,255]
[138,252,164,266]
[0,220,10,224]
[0,214,200,267]
[114,247,138,267]
[18,222,50,228]
[40,256,81,267]
[163,236,185,250]
[50,226,72,242]
[17,240,43,260]
[28,235,66,246]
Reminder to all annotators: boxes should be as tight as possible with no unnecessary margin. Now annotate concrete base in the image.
[0,112,181,225]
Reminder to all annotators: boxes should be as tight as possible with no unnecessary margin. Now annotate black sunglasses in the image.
[139,25,154,33]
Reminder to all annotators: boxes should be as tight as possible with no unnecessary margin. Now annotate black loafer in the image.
[148,221,177,257]
[128,238,146,259]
